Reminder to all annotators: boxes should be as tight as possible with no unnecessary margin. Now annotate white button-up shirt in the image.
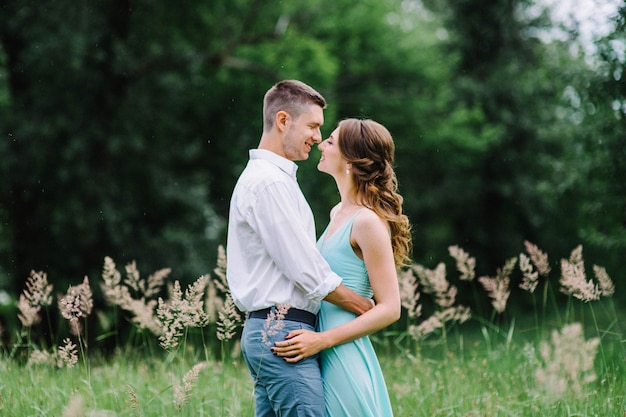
[226,149,342,314]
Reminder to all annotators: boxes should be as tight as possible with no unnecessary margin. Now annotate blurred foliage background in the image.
[0,0,624,318]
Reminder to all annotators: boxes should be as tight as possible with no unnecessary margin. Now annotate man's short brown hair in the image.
[263,80,327,132]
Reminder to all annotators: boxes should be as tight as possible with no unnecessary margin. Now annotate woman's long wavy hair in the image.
[338,118,412,267]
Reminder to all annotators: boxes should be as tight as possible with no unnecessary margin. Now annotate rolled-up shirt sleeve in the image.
[250,181,341,301]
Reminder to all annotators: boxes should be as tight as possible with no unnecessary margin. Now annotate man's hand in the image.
[324,284,374,315]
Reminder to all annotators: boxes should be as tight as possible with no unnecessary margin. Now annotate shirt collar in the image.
[250,149,298,178]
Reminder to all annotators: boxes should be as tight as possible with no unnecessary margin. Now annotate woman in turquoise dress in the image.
[273,118,412,416]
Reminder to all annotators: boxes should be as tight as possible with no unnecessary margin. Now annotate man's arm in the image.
[324,283,374,315]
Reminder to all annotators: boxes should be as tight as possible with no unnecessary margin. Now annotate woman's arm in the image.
[272,209,401,362]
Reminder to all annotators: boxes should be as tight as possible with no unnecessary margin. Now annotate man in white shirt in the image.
[227,80,373,417]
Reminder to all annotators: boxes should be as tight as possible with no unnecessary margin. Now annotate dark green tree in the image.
[0,1,305,293]
[574,5,626,296]
[1,0,623,316]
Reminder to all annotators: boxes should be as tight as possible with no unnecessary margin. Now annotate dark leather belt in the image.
[248,307,317,327]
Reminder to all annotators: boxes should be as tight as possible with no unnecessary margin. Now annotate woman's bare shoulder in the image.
[353,207,387,232]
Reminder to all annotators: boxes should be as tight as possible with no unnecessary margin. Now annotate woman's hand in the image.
[272,329,329,363]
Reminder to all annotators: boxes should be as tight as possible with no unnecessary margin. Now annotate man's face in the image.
[282,105,324,161]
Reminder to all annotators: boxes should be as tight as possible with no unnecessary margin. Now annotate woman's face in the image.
[317,126,346,176]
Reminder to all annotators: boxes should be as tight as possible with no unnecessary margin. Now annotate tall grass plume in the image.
[533,322,600,398]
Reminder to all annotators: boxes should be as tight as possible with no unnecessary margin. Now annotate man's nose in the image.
[313,128,322,143]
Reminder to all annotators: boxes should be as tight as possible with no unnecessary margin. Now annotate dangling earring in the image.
[345,169,350,175]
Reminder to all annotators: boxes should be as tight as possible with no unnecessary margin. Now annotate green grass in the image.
[3,245,625,416]
[2,330,624,417]
[384,339,625,416]
[0,348,254,416]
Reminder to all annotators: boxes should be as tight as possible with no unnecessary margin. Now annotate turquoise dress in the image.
[317,210,394,417]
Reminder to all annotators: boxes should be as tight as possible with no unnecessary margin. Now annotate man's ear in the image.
[275,110,290,132]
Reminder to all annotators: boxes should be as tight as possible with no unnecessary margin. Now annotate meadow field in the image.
[1,328,624,416]
[1,243,624,416]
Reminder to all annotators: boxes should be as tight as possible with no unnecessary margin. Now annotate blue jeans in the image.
[241,317,324,417]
